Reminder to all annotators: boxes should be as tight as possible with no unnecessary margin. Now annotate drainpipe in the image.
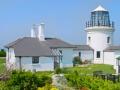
[93,50,94,64]
[103,51,104,64]
[19,56,22,70]
[7,48,9,69]
[8,48,9,62]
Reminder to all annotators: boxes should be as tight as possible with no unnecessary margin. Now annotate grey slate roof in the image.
[73,45,94,51]
[45,38,75,48]
[104,46,120,52]
[5,37,74,57]
[5,38,22,48]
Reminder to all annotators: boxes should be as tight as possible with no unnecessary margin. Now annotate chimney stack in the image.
[31,23,45,41]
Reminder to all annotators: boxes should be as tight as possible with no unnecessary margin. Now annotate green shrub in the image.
[73,56,82,66]
[54,67,62,74]
[6,70,52,90]
[93,70,103,77]
[65,71,120,90]
[0,49,6,57]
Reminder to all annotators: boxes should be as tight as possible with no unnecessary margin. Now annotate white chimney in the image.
[38,23,45,41]
[30,23,45,41]
[31,29,34,37]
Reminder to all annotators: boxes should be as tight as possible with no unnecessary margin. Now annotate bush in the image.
[73,56,82,66]
[0,49,6,57]
[38,84,59,90]
[54,67,62,74]
[65,71,120,90]
[93,71,103,77]
[6,70,52,90]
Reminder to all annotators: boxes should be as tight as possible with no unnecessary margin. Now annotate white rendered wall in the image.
[103,51,120,74]
[55,48,74,67]
[114,51,120,74]
[6,48,16,69]
[73,50,93,63]
[104,52,115,66]
[16,57,54,71]
[86,27,114,63]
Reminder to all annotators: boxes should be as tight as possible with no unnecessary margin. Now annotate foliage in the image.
[0,64,117,90]
[0,58,6,74]
[38,84,59,90]
[4,70,52,90]
[35,71,53,77]
[93,71,103,76]
[0,49,6,57]
[65,70,120,90]
[54,67,62,74]
[116,56,120,60]
[73,56,82,66]
[0,81,9,90]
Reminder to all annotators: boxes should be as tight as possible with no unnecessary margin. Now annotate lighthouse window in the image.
[96,51,100,58]
[107,37,110,43]
[88,37,91,42]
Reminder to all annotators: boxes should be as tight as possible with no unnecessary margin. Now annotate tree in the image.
[0,49,6,57]
[72,56,82,67]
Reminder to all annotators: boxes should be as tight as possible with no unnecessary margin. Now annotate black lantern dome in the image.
[86,5,114,28]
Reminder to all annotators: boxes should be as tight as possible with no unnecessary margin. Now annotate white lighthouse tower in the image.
[85,5,115,63]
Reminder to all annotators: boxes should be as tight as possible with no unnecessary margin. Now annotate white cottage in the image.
[5,24,75,71]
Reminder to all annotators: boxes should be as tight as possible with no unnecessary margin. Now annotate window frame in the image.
[32,57,39,64]
[79,52,81,57]
[88,37,91,42]
[107,37,110,43]
[96,51,100,58]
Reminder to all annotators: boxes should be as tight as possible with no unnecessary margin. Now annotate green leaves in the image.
[73,56,82,66]
[65,71,120,90]
[0,49,6,57]
[5,70,52,90]
[116,56,120,60]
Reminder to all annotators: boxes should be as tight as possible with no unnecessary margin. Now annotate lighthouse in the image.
[85,5,115,63]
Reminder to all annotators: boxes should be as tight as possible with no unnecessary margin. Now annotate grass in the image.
[35,64,115,76]
[0,58,6,74]
[0,58,115,75]
[62,64,115,74]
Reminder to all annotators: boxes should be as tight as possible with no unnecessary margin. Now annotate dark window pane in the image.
[107,37,110,43]
[32,57,39,64]
[96,51,100,58]
[79,52,81,57]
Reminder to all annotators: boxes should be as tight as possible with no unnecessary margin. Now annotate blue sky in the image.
[0,0,120,48]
